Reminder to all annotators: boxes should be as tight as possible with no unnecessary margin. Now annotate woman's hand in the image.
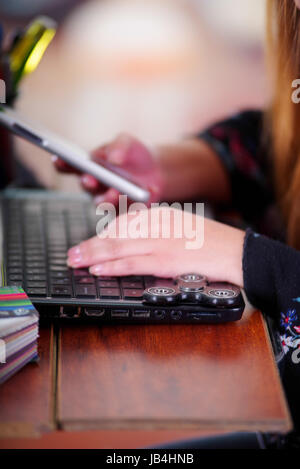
[67,207,245,287]
[53,133,164,205]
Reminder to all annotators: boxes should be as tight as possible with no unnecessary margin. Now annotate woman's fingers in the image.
[93,188,121,205]
[80,174,107,194]
[88,254,161,277]
[82,137,132,199]
[51,155,81,174]
[67,237,154,268]
[91,134,131,166]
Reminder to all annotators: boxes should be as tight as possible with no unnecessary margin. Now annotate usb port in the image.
[187,312,219,320]
[132,310,150,318]
[111,309,130,318]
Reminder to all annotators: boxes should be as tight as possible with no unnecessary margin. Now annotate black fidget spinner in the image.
[143,274,242,307]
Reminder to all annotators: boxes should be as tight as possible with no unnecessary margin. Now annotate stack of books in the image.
[0,286,39,384]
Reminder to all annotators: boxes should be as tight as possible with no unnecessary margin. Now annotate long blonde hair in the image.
[266,0,300,248]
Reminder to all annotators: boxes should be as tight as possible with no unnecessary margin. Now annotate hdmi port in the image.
[111,309,130,318]
[132,310,150,318]
[84,308,105,317]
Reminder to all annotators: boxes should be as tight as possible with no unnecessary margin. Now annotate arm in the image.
[54,111,265,209]
[54,133,231,205]
[243,230,300,428]
[243,229,300,317]
[156,138,231,203]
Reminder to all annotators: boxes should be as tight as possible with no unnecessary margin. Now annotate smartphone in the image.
[0,105,150,202]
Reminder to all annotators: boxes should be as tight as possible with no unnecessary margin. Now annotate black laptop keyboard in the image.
[4,198,151,300]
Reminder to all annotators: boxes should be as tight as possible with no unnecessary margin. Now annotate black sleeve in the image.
[197,111,273,224]
[243,229,300,317]
[243,229,300,430]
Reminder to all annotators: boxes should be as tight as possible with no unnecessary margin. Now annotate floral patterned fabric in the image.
[280,310,300,357]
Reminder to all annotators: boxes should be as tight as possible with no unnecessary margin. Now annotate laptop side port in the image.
[187,312,221,320]
[84,307,106,317]
[154,309,166,319]
[111,309,130,318]
[132,309,151,318]
[171,310,183,320]
[60,306,81,318]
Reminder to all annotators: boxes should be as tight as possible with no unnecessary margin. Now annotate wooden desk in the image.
[0,308,292,449]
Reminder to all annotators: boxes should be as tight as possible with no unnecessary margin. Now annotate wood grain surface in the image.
[0,325,55,439]
[57,309,292,433]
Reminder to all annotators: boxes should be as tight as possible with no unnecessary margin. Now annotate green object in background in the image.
[9,15,56,92]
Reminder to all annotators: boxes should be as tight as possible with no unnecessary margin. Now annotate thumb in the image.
[106,133,133,165]
[91,133,133,167]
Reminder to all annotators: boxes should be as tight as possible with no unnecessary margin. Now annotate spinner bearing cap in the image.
[176,273,207,292]
[143,286,178,305]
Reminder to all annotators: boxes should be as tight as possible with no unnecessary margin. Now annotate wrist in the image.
[223,227,245,287]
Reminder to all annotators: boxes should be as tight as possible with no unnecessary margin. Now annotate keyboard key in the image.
[76,277,95,284]
[25,255,44,261]
[75,285,96,298]
[48,251,67,257]
[69,236,86,243]
[48,247,66,252]
[27,275,46,281]
[50,271,70,279]
[8,236,21,243]
[97,276,116,280]
[26,262,45,268]
[24,238,43,244]
[7,280,24,286]
[73,269,90,277]
[99,288,121,299]
[8,267,22,274]
[8,253,22,260]
[25,251,44,257]
[97,279,119,288]
[49,260,67,266]
[27,282,46,288]
[51,286,72,297]
[7,259,22,265]
[27,287,47,296]
[121,279,143,289]
[123,289,144,300]
[26,268,46,275]
[8,274,23,281]
[144,277,156,288]
[48,242,67,248]
[51,278,71,285]
[7,255,22,261]
[50,265,69,272]
[25,242,44,247]
[49,265,68,272]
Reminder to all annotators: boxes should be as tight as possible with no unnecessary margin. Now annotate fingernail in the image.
[81,174,97,188]
[109,148,123,165]
[89,265,103,275]
[68,246,81,256]
[67,256,83,267]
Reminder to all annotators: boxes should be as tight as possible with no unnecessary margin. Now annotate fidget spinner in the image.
[143,274,242,307]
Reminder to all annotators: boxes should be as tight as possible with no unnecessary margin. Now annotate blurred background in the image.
[0,0,268,192]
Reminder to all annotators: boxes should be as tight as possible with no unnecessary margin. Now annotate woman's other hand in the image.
[52,133,164,206]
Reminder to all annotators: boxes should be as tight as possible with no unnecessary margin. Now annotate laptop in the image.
[0,188,245,324]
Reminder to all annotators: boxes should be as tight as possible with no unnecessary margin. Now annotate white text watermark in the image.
[0,79,6,103]
[95,196,204,250]
[0,339,6,363]
[292,79,300,103]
